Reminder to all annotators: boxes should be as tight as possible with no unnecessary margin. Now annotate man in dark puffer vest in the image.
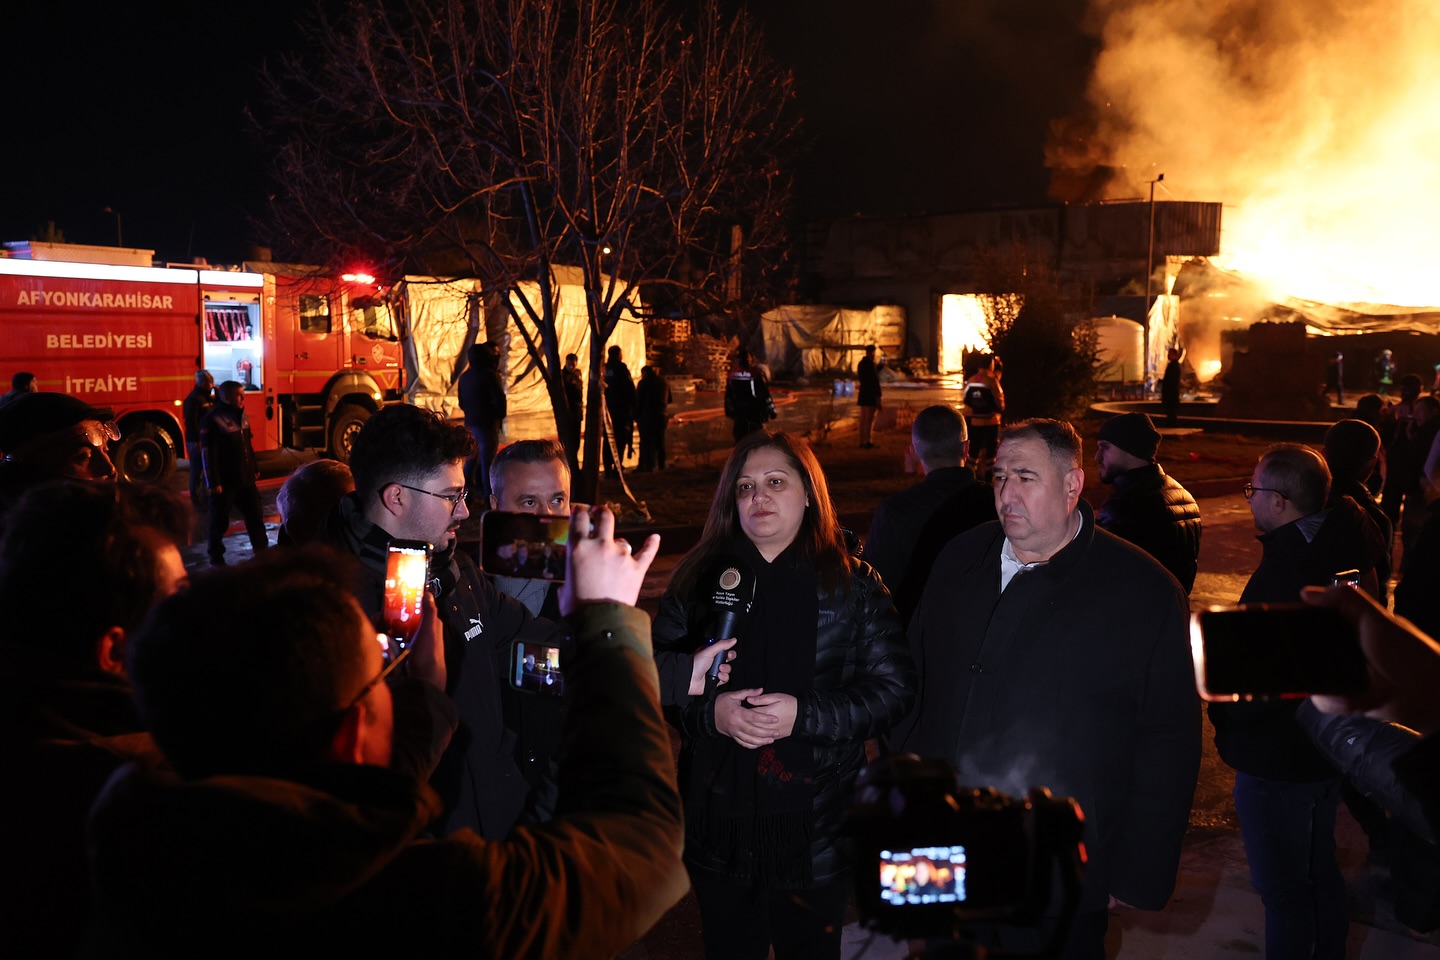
[1093,412,1202,594]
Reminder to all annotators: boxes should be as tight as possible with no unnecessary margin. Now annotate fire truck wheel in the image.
[329,404,370,464]
[115,424,176,485]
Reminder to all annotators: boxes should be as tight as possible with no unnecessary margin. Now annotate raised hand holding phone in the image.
[558,505,660,614]
[1302,584,1440,735]
[405,589,446,692]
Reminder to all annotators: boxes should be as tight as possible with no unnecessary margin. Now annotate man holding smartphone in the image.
[488,439,572,800]
[322,404,558,839]
[1215,443,1385,960]
[87,510,689,956]
[487,439,731,717]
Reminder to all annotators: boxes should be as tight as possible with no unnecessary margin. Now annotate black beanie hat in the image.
[1097,413,1161,461]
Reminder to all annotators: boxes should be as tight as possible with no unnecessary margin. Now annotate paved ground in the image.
[180,384,1440,959]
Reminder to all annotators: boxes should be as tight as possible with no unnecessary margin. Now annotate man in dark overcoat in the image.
[897,418,1200,960]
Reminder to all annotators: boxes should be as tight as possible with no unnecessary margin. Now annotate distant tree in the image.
[258,0,799,499]
[975,246,1100,421]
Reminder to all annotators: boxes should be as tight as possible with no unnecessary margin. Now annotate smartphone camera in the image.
[1332,569,1362,588]
[1190,603,1369,702]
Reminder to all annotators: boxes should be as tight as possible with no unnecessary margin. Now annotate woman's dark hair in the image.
[670,431,852,599]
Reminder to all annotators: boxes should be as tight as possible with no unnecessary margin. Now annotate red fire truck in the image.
[0,247,405,482]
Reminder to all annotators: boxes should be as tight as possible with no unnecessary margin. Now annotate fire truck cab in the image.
[0,244,404,483]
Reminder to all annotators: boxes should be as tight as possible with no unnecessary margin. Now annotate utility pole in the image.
[1144,174,1164,394]
[102,206,123,248]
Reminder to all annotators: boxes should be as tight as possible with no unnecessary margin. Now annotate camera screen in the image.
[879,845,967,905]
[481,512,570,581]
[513,641,565,696]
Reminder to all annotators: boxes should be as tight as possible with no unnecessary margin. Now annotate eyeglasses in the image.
[346,634,412,712]
[1243,483,1288,501]
[396,483,468,512]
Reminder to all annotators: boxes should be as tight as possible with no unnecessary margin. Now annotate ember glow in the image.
[1049,0,1440,307]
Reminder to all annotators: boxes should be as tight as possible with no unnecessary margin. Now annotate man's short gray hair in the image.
[1258,443,1330,516]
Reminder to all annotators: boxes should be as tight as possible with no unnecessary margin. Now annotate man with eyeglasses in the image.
[323,403,559,839]
[88,518,688,955]
[0,392,118,514]
[1216,442,1385,960]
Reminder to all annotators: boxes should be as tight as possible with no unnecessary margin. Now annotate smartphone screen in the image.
[1191,604,1369,701]
[481,511,569,580]
[384,539,432,649]
[512,640,565,696]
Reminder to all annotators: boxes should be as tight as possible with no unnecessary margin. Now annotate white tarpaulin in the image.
[496,267,647,418]
[760,304,906,376]
[404,269,644,421]
[404,276,481,419]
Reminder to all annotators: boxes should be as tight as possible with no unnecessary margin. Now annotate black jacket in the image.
[635,374,671,431]
[324,494,559,838]
[856,356,881,406]
[724,367,775,425]
[199,401,258,490]
[181,385,213,445]
[1396,498,1440,637]
[862,466,997,626]
[1095,462,1202,593]
[603,359,636,419]
[897,502,1200,912]
[1329,478,1392,604]
[0,652,159,957]
[652,560,915,883]
[1209,500,1379,782]
[457,364,506,429]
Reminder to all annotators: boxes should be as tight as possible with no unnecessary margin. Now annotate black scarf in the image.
[685,537,819,887]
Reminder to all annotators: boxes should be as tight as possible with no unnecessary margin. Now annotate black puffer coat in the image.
[1095,462,1202,593]
[653,560,915,882]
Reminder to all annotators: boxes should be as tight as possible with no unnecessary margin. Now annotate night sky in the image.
[1,1,1097,265]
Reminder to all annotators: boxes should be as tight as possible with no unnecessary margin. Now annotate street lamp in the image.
[1144,174,1164,393]
[102,206,123,247]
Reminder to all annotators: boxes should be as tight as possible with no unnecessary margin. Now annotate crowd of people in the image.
[5,356,1440,960]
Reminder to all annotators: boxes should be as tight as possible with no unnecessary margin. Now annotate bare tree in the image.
[258,0,798,499]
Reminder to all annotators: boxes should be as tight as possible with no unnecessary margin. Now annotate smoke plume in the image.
[1048,0,1440,306]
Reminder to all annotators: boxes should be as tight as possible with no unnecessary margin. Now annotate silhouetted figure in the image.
[724,348,775,442]
[603,345,636,475]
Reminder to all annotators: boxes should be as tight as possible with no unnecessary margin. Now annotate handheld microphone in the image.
[701,555,755,681]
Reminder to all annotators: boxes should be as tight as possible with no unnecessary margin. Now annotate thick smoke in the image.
[1048,0,1440,306]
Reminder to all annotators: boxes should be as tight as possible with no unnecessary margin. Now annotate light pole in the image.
[1144,174,1164,394]
[102,206,123,247]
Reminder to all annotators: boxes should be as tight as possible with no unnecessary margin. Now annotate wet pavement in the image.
[177,384,1440,959]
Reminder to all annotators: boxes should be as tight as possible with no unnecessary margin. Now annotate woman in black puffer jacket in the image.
[653,430,915,960]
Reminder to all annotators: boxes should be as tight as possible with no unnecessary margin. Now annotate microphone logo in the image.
[719,567,743,591]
